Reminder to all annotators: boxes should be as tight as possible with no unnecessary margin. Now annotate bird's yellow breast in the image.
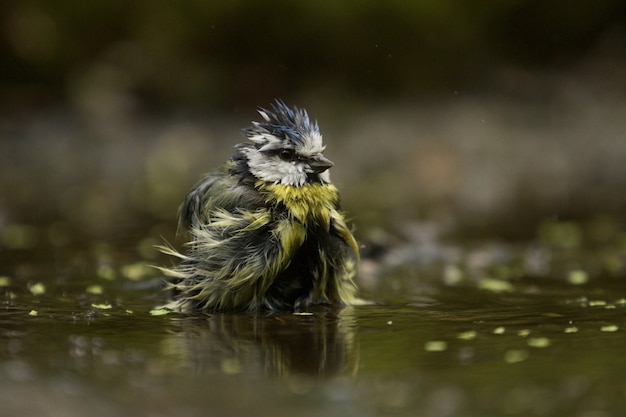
[256,181,339,227]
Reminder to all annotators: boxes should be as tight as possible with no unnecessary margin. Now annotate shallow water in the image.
[2,233,626,417]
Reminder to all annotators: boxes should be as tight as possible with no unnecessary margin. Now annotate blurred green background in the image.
[3,0,625,109]
[1,0,626,244]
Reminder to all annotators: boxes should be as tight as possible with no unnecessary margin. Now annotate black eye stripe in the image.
[261,147,308,162]
[279,148,293,158]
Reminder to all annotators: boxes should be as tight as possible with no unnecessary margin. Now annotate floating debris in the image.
[86,285,103,295]
[0,276,10,286]
[600,325,619,333]
[91,303,112,310]
[28,283,46,296]
[457,330,477,340]
[293,312,314,316]
[149,308,170,316]
[443,265,464,285]
[564,326,579,333]
[492,326,506,335]
[424,341,448,352]
[28,310,38,316]
[478,278,514,293]
[527,337,551,348]
[504,349,529,364]
[121,262,154,280]
[567,270,589,285]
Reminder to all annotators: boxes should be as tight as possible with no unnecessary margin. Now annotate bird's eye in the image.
[278,148,296,161]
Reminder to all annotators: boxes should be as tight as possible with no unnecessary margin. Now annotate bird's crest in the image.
[244,100,322,152]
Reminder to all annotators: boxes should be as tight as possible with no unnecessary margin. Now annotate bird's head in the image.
[237,100,333,187]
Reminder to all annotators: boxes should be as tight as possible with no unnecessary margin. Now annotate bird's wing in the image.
[172,172,303,310]
[329,208,360,260]
[178,166,263,233]
[177,174,221,233]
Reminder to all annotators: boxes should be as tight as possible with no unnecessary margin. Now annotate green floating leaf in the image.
[600,325,619,333]
[91,303,112,310]
[567,270,589,285]
[86,285,103,295]
[457,330,477,340]
[29,283,46,296]
[443,265,464,285]
[424,341,448,352]
[527,337,551,348]
[492,326,506,335]
[121,262,153,281]
[149,308,170,316]
[504,349,529,364]
[478,278,513,293]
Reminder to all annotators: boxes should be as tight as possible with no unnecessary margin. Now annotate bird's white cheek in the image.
[245,150,308,186]
[279,163,307,186]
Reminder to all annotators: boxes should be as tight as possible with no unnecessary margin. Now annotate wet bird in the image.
[159,100,360,312]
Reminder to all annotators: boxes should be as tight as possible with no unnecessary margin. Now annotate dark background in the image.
[3,1,625,110]
[1,0,626,243]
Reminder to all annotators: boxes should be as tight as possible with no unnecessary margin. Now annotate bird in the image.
[158,100,360,313]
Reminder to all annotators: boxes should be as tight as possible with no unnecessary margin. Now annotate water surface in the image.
[1,233,626,417]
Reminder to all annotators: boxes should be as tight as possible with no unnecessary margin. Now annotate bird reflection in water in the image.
[161,307,359,377]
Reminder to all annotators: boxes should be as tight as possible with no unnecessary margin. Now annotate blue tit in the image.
[159,100,360,312]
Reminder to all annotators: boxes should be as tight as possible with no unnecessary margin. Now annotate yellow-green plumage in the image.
[258,181,360,256]
[159,101,360,313]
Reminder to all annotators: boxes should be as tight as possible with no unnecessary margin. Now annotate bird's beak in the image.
[308,154,334,173]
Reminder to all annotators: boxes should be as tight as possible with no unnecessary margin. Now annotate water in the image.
[2,232,626,417]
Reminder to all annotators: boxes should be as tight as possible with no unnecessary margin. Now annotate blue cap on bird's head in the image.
[244,100,324,153]
[238,100,332,186]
